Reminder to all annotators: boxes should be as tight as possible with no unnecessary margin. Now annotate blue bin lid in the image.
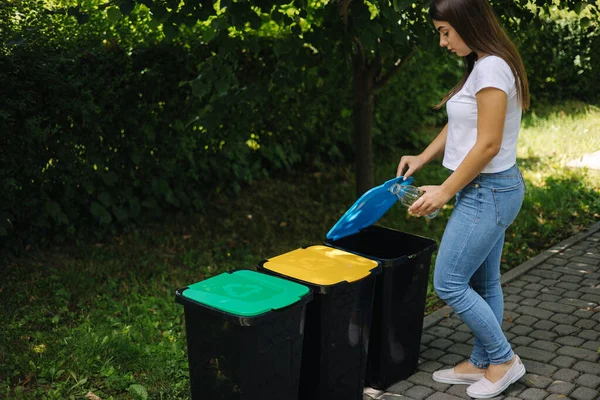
[326,176,413,241]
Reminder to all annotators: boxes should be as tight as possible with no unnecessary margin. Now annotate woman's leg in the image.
[433,184,514,367]
[469,233,506,368]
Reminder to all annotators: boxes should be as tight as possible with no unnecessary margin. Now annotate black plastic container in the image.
[325,225,437,389]
[175,270,312,400]
[257,245,381,400]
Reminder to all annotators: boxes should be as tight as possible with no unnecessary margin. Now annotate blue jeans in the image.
[433,164,525,368]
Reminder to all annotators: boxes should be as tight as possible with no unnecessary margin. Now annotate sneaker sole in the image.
[432,375,482,385]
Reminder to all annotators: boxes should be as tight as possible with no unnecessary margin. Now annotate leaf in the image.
[90,202,113,225]
[214,80,230,96]
[106,7,122,22]
[128,384,148,400]
[191,80,209,98]
[98,192,112,207]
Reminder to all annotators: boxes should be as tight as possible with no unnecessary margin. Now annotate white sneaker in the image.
[466,355,526,399]
[432,368,485,385]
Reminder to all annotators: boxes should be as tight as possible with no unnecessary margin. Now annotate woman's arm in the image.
[408,87,508,216]
[396,123,448,179]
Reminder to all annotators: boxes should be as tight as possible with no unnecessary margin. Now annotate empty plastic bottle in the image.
[389,183,440,219]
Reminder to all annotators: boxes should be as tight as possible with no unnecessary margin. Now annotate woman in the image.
[396,0,529,398]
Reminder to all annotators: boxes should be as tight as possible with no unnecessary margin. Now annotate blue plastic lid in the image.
[326,176,414,241]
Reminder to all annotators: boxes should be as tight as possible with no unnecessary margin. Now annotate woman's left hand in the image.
[408,185,453,217]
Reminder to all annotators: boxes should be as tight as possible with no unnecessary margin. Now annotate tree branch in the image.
[373,53,412,92]
[338,0,351,27]
[353,36,366,69]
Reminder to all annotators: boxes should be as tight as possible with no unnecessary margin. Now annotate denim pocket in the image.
[492,182,524,228]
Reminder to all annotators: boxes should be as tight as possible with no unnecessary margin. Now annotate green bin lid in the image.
[181,270,310,317]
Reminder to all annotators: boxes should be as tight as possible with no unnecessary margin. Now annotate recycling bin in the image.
[324,176,437,389]
[175,269,312,400]
[258,245,381,400]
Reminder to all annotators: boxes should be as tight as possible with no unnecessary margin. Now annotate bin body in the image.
[325,225,437,389]
[258,246,380,400]
[176,270,312,400]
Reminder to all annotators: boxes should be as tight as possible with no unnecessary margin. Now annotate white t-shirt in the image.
[444,55,522,173]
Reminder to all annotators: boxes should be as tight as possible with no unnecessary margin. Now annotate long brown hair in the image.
[429,0,530,110]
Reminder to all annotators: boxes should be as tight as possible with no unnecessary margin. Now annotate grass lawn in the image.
[1,101,599,399]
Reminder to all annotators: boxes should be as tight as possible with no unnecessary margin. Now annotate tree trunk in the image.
[352,52,381,196]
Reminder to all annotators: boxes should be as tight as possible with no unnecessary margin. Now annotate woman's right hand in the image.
[396,155,425,180]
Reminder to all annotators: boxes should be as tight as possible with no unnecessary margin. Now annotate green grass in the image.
[2,100,599,399]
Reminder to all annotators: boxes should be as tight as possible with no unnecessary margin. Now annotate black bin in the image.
[326,225,437,388]
[258,245,381,400]
[323,176,437,389]
[175,269,312,400]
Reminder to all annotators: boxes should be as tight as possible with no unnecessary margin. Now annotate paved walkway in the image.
[364,221,600,400]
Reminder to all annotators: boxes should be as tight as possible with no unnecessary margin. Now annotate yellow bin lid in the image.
[262,245,379,286]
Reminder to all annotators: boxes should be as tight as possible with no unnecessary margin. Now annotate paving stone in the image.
[538,293,562,302]
[520,359,558,376]
[529,329,558,341]
[514,346,555,363]
[539,279,561,287]
[511,280,529,287]
[573,360,600,375]
[503,382,526,396]
[563,290,584,298]
[423,393,465,400]
[539,301,578,314]
[560,274,585,284]
[552,368,581,382]
[420,345,427,354]
[531,320,557,331]
[550,355,577,368]
[547,258,569,266]
[547,381,576,395]
[545,395,574,400]
[505,331,516,341]
[421,348,445,361]
[581,340,600,352]
[575,319,597,329]
[571,255,600,265]
[530,340,559,353]
[445,343,472,358]
[504,285,523,295]
[560,297,597,308]
[543,286,567,295]
[387,380,414,394]
[407,371,450,392]
[438,317,462,329]
[456,324,471,333]
[513,315,538,326]
[519,387,550,400]
[504,301,519,311]
[522,373,553,388]
[418,361,443,374]
[530,269,563,280]
[428,326,454,338]
[437,353,464,366]
[522,274,544,283]
[444,384,469,399]
[578,329,600,341]
[580,285,600,295]
[504,294,524,303]
[557,346,600,361]
[570,386,599,400]
[550,314,579,325]
[557,281,583,291]
[525,283,545,291]
[575,373,600,389]
[555,337,585,348]
[379,395,417,400]
[580,293,600,304]
[403,385,434,400]
[516,306,553,319]
[512,336,535,346]
[552,324,581,336]
[510,324,534,336]
[522,289,542,298]
[429,338,454,351]
[421,334,436,345]
[573,309,595,320]
[448,332,471,343]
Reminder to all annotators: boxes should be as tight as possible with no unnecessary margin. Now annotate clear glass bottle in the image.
[389,183,440,219]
